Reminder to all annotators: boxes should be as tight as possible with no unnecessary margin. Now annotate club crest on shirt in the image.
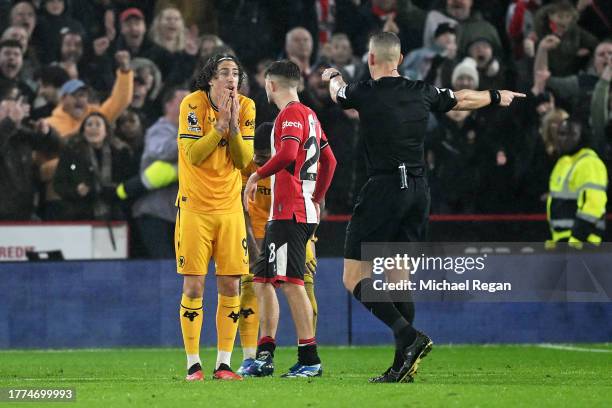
[187,111,201,132]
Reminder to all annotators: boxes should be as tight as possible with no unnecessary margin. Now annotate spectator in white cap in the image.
[451,57,479,91]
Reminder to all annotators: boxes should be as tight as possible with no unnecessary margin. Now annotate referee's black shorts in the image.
[253,219,316,286]
[344,173,430,260]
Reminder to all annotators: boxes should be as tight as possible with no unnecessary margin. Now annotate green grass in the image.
[1,345,611,407]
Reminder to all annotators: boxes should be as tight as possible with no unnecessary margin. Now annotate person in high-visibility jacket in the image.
[547,119,608,246]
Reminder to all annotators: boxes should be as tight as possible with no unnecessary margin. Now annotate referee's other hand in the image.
[499,90,526,107]
[322,68,340,82]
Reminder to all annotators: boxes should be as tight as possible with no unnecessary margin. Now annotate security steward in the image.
[547,119,608,247]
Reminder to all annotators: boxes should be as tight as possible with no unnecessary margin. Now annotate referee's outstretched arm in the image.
[450,89,526,110]
[322,66,525,110]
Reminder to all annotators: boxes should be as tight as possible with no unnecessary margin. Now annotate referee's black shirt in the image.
[336,77,457,176]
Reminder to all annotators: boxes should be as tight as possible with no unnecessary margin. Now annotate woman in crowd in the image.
[148,7,197,86]
[53,112,134,220]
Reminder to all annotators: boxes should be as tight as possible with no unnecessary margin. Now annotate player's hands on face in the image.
[322,68,340,82]
[229,92,240,136]
[498,90,526,107]
[243,172,260,211]
[215,89,232,133]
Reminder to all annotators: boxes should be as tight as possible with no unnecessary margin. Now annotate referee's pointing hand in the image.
[499,90,526,107]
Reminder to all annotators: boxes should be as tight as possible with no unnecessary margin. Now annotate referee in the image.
[322,32,525,383]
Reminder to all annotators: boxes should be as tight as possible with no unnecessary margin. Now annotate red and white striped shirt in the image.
[256,101,335,224]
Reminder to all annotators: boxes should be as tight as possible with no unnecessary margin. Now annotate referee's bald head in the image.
[369,32,402,64]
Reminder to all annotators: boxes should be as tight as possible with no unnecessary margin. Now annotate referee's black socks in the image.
[352,278,417,347]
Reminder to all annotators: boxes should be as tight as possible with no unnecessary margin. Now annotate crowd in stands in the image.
[0,0,610,256]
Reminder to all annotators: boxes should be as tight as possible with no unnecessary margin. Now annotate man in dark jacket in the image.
[0,82,60,220]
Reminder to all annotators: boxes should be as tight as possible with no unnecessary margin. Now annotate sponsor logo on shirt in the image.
[282,120,303,130]
[245,118,255,129]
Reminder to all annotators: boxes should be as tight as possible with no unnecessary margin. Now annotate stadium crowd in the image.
[0,0,610,253]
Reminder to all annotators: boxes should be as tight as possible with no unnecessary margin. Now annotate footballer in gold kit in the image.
[175,54,255,381]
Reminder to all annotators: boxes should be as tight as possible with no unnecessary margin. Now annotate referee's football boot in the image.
[242,351,274,377]
[369,367,414,383]
[236,358,255,376]
[396,331,433,383]
[212,363,243,380]
[185,363,204,381]
[280,362,322,378]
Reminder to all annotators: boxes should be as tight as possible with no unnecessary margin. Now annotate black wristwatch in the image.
[489,90,501,105]
[329,72,342,80]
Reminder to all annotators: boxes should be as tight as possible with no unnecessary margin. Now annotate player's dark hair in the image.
[264,60,301,83]
[254,122,273,151]
[0,39,23,52]
[195,54,245,92]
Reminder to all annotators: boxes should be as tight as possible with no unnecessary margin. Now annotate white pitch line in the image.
[538,344,612,353]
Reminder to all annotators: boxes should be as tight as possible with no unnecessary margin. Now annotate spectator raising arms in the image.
[45,51,133,138]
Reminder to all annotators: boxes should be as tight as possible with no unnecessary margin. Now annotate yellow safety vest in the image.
[547,148,608,244]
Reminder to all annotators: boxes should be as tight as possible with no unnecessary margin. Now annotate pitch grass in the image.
[1,345,611,408]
